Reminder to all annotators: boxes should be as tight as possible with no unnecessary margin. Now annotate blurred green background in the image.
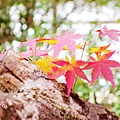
[0,0,120,117]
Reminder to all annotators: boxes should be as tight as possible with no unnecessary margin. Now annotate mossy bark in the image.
[0,49,119,120]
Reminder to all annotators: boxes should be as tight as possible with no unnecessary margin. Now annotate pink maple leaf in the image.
[49,31,84,61]
[97,25,120,41]
[19,36,40,53]
[19,48,48,59]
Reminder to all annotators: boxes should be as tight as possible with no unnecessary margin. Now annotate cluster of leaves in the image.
[1,25,120,96]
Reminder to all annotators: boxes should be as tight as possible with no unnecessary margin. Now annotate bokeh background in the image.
[0,0,120,116]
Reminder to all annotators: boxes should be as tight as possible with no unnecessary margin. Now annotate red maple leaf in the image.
[48,31,84,61]
[49,56,89,96]
[83,51,120,87]
[97,25,120,41]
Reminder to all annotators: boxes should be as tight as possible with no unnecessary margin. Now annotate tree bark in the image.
[0,49,119,120]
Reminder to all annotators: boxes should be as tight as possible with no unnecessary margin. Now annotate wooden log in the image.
[0,49,119,120]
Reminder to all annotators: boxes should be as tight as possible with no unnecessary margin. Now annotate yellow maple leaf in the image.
[64,44,83,50]
[89,44,111,53]
[89,44,112,61]
[37,38,58,45]
[65,56,76,67]
[34,56,58,75]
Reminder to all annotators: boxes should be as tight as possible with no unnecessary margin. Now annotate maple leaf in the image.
[97,25,120,41]
[89,44,112,61]
[89,44,111,53]
[19,36,40,53]
[0,47,6,61]
[48,31,84,61]
[37,38,83,50]
[37,38,58,45]
[50,56,89,96]
[83,51,120,88]
[19,48,48,59]
[65,70,75,96]
[34,56,58,76]
[64,43,83,50]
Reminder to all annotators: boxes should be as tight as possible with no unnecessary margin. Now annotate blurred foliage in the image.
[84,0,110,5]
[0,0,120,44]
[84,0,120,7]
[0,0,120,117]
[74,72,120,117]
[0,0,76,44]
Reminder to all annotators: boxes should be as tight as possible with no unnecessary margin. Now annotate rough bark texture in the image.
[0,49,119,120]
